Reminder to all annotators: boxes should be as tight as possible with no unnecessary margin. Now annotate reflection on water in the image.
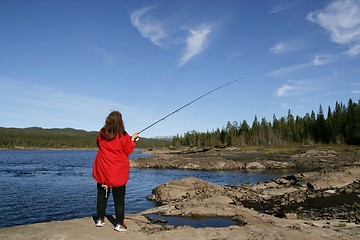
[0,150,297,228]
[145,213,239,228]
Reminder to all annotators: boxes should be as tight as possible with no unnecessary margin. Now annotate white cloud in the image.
[346,43,360,56]
[269,40,304,54]
[178,25,212,67]
[269,0,300,14]
[267,63,309,77]
[130,6,212,67]
[352,90,360,94]
[307,0,360,55]
[268,54,332,77]
[130,6,167,47]
[270,42,288,54]
[276,83,295,97]
[275,79,324,97]
[313,54,331,66]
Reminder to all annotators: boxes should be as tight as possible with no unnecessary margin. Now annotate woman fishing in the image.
[92,110,139,232]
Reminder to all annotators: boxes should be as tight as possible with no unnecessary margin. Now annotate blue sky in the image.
[1,0,360,138]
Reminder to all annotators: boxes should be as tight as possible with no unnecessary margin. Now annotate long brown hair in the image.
[100,111,126,140]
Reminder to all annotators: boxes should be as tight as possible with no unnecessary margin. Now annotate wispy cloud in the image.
[275,79,325,97]
[178,25,211,67]
[0,77,139,130]
[269,41,299,54]
[267,63,309,77]
[346,43,360,56]
[268,54,332,77]
[307,0,360,56]
[276,83,296,97]
[130,5,167,47]
[270,42,288,54]
[269,0,300,14]
[91,46,116,66]
[130,6,212,67]
[352,90,360,94]
[313,54,331,66]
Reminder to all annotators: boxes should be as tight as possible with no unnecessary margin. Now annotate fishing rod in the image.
[135,77,245,141]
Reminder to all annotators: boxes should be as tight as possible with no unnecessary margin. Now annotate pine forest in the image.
[172,98,360,147]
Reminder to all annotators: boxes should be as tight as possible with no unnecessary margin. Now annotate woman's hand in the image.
[131,132,139,142]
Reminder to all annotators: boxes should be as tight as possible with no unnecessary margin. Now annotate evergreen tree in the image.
[326,106,334,143]
[286,110,295,142]
[164,98,360,147]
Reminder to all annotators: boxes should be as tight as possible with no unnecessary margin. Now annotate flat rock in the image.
[148,177,225,204]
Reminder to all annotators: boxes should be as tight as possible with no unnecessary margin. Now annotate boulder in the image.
[148,177,224,204]
[245,161,266,169]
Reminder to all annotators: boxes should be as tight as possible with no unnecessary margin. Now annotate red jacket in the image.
[92,131,136,187]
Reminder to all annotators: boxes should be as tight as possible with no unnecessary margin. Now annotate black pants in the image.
[96,183,126,224]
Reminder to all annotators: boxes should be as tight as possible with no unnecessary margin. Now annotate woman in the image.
[92,111,139,232]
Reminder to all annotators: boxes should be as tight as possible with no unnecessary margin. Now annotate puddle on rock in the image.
[145,214,239,228]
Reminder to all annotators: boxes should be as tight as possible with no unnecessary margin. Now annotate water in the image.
[145,214,238,228]
[0,150,294,228]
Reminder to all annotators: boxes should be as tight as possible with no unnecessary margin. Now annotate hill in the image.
[0,127,171,149]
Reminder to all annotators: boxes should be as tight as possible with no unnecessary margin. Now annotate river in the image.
[0,150,296,228]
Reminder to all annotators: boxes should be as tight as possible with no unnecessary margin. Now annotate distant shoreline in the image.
[1,143,358,152]
[0,147,98,151]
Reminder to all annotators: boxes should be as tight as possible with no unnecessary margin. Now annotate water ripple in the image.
[0,150,290,228]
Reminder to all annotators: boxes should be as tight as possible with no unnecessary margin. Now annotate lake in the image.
[0,150,295,228]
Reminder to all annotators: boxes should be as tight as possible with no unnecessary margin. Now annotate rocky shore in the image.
[1,147,359,239]
[131,153,295,170]
[132,147,360,170]
[136,147,360,238]
[147,167,360,223]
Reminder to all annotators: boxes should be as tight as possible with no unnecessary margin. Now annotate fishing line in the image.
[135,77,245,140]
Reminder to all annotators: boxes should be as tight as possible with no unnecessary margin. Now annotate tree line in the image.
[172,98,360,147]
[0,127,171,149]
